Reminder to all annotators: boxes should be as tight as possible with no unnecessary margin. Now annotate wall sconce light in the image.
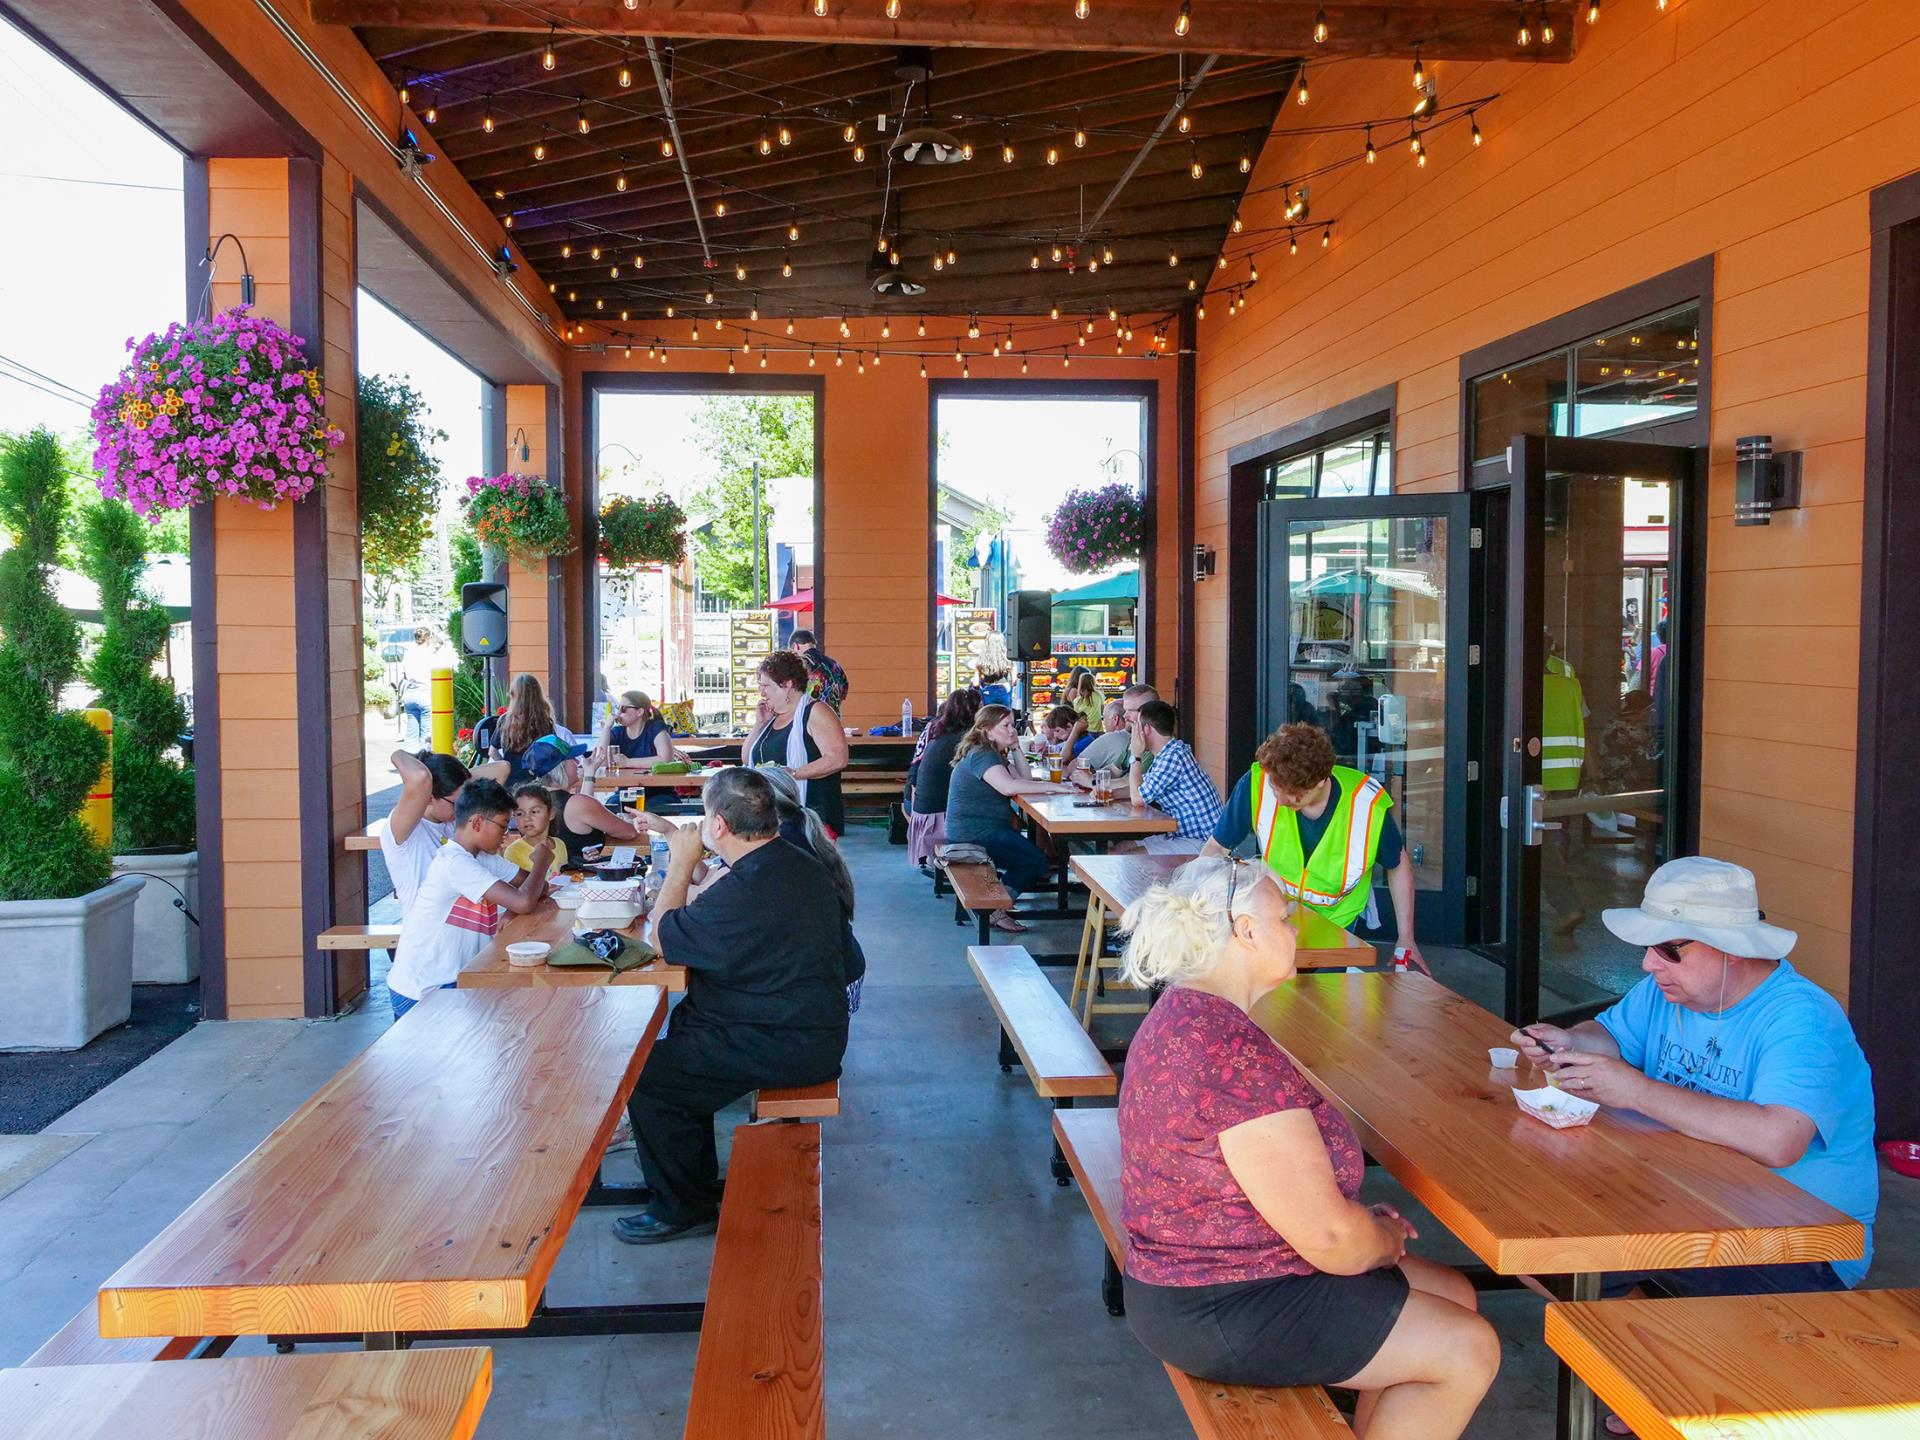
[1734,435,1802,526]
[1193,543,1217,582]
[511,427,532,463]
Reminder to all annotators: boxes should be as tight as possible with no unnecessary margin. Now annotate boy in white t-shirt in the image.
[388,779,553,1019]
[375,749,472,912]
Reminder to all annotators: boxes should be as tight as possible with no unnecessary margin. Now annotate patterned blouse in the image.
[1118,986,1367,1286]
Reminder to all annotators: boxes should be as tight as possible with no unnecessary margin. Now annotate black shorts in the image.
[1125,1266,1410,1388]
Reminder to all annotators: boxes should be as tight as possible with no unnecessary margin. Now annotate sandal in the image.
[989,911,1030,934]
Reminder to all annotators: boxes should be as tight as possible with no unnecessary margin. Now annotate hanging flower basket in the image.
[465,471,574,567]
[89,307,343,516]
[598,493,688,569]
[1045,482,1146,574]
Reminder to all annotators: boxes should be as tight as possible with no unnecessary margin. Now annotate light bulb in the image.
[482,104,494,133]
[577,106,590,134]
[1313,6,1328,43]
[1543,19,1556,44]
[789,220,801,242]
[398,76,410,104]
[1412,49,1425,89]
[542,27,557,70]
[946,245,957,266]
[1030,252,1041,270]
[751,301,761,320]
[661,137,674,157]
[1296,68,1309,106]
[615,172,627,191]
[1588,0,1600,19]
[1239,152,1251,174]
[1168,250,1179,266]
[1231,214,1243,234]
[1365,127,1376,164]
[561,241,572,258]
[1519,15,1532,45]
[424,100,438,124]
[1177,111,1191,134]
[1217,255,1227,270]
[813,0,828,14]
[881,319,891,338]
[1190,145,1203,179]
[503,214,514,229]
[1321,227,1330,248]
[758,129,772,156]
[715,199,727,217]
[590,244,601,260]
[778,122,793,147]
[917,318,927,336]
[633,253,644,269]
[886,0,900,16]
[1472,114,1484,146]
[1047,145,1059,166]
[1174,0,1191,38]
[961,141,974,160]
[618,61,632,89]
[877,233,889,254]
[1002,138,1015,163]
[934,252,946,271]
[844,123,857,144]
[1102,245,1114,264]
[735,263,748,281]
[787,317,796,334]
[533,138,547,161]
[1052,243,1064,263]
[1074,0,1089,18]
[1050,304,1060,319]
[760,355,768,368]
[782,254,793,277]
[1074,117,1087,147]
[854,143,866,162]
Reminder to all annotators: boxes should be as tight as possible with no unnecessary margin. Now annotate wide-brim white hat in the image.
[1601,856,1797,960]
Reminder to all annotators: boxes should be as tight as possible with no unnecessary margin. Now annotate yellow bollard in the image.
[431,665,455,754]
[82,707,113,849]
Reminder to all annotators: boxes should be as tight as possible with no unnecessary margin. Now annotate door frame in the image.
[1493,432,1707,1024]
[1256,491,1474,940]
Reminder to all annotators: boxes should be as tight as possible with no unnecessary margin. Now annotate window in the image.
[1261,426,1392,500]
[1471,303,1701,461]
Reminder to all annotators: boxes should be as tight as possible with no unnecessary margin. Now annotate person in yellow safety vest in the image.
[1202,722,1427,974]
[1541,653,1587,793]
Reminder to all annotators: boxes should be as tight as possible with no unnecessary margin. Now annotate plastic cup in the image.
[1488,1046,1520,1069]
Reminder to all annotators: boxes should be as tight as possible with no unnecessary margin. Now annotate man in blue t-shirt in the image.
[1512,856,1878,1296]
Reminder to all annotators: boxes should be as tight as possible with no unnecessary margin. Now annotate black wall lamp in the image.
[1193,543,1217,582]
[511,427,532,463]
[1734,434,1802,526]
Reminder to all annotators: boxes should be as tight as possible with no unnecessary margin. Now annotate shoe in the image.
[612,1209,719,1245]
[989,912,1030,934]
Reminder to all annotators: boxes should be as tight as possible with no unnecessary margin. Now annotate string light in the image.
[1518,4,1532,46]
[423,98,437,124]
[854,143,866,163]
[1190,143,1203,179]
[751,299,761,321]
[1412,46,1426,90]
[1365,125,1376,164]
[1296,66,1309,106]
[782,253,794,277]
[1047,144,1059,166]
[398,72,410,105]
[813,0,828,15]
[1588,0,1600,19]
[1168,250,1180,265]
[778,120,794,147]
[1471,111,1484,146]
[881,319,891,338]
[947,243,958,266]
[615,170,628,192]
[1052,243,1065,264]
[1074,114,1087,148]
[1002,129,1015,164]
[561,240,572,258]
[633,252,644,270]
[789,217,801,242]
[1543,7,1556,44]
[1322,226,1331,248]
[1174,0,1191,37]
[1313,6,1329,43]
[618,48,633,88]
[886,0,900,16]
[917,317,927,337]
[503,214,514,229]
[1074,0,1089,18]
[1030,251,1041,270]
[758,122,773,156]
[542,24,557,71]
[1231,214,1244,234]
[760,354,769,368]
[532,129,547,162]
[1177,109,1191,135]
[704,287,716,303]
[1102,245,1114,264]
[1239,151,1251,174]
[661,135,674,158]
[961,140,974,161]
[920,361,928,378]
[590,244,601,260]
[787,317,796,334]
[735,262,749,281]
[715,199,728,217]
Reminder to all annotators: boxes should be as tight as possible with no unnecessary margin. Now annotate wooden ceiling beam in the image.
[315,2,1580,63]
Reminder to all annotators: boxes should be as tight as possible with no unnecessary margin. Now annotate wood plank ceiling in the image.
[340,3,1579,327]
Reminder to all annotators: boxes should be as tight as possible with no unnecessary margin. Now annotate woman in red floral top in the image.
[1116,857,1498,1440]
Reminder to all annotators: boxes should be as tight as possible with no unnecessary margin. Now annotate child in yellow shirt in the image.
[508,784,573,871]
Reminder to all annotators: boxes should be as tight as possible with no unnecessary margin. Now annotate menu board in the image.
[946,606,1000,696]
[1027,641,1138,710]
[729,608,776,731]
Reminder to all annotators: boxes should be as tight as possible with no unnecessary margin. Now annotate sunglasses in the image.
[1651,941,1688,964]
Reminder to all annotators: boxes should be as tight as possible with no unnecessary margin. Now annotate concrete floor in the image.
[0,825,1914,1439]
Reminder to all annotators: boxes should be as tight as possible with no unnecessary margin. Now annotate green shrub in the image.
[0,427,112,901]
[358,374,447,579]
[78,497,195,852]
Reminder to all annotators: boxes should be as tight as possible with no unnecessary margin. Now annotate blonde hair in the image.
[501,672,556,753]
[1118,857,1269,989]
[973,633,1011,683]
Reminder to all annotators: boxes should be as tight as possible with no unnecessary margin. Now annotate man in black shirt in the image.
[613,766,853,1244]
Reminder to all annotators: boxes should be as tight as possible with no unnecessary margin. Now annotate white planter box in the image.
[112,851,199,984]
[0,874,144,1051]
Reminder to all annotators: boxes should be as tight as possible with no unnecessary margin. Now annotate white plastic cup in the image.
[1488,1046,1520,1069]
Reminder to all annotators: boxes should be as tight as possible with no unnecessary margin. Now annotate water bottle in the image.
[901,697,914,735]
[650,834,671,882]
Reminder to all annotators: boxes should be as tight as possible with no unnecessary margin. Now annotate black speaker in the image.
[1013,589,1052,662]
[460,581,509,659]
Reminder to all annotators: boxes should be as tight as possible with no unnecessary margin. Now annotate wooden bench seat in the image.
[22,1305,206,1367]
[345,829,379,851]
[1053,1108,1354,1440]
[751,1080,842,1121]
[967,944,1115,1184]
[683,1121,824,1440]
[317,923,402,950]
[944,860,1013,945]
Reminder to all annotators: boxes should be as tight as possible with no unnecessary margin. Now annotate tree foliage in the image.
[357,373,447,579]
[688,395,812,608]
[78,498,195,851]
[0,427,113,900]
[938,487,1008,597]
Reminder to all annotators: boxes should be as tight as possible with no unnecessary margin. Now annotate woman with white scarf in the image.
[743,649,850,836]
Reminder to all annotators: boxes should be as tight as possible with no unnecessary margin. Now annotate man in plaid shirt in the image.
[1127,700,1222,851]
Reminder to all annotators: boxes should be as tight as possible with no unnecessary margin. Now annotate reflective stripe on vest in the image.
[1541,655,1587,793]
[1249,763,1390,925]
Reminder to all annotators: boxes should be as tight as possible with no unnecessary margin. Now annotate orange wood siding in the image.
[503,384,553,697]
[564,319,1177,729]
[1191,0,1912,1003]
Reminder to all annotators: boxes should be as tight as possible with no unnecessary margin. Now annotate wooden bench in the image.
[751,1080,841,1122]
[967,944,1116,1184]
[317,923,402,951]
[345,829,379,851]
[1544,1287,1920,1440]
[1053,1108,1354,1440]
[683,1121,824,1440]
[21,1304,210,1367]
[944,860,1013,945]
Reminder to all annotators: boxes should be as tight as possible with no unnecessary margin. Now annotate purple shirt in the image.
[1119,986,1367,1286]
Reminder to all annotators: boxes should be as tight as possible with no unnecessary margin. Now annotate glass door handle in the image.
[1521,784,1561,846]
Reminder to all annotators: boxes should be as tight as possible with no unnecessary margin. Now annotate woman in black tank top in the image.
[745,650,850,835]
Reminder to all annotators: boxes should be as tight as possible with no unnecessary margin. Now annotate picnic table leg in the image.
[1069,896,1104,1022]
[998,1026,1017,1072]
[362,1331,404,1351]
[1101,1252,1126,1317]
[1056,838,1073,912]
[1050,1096,1074,1186]
[1553,1273,1601,1440]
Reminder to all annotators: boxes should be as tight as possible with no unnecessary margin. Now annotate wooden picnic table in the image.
[1252,971,1864,1440]
[97,986,674,1345]
[0,1348,493,1440]
[1544,1288,1920,1440]
[1014,792,1178,914]
[457,893,686,991]
[1066,854,1371,1024]
[598,766,726,788]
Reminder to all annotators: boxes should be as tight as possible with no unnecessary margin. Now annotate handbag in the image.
[887,801,909,845]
